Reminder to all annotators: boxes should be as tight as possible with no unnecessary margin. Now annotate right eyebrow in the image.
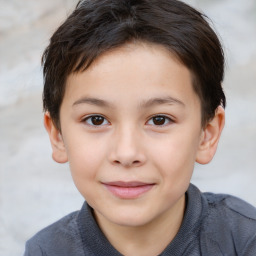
[72,97,113,108]
[139,96,185,109]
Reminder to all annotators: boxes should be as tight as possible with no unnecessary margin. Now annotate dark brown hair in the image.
[42,0,226,129]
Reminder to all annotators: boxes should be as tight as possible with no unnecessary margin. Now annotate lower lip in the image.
[104,184,154,199]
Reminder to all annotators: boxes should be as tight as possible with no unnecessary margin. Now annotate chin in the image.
[106,209,155,228]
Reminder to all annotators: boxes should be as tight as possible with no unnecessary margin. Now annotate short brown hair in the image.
[42,0,226,129]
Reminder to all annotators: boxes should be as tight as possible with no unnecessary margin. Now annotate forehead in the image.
[64,43,199,108]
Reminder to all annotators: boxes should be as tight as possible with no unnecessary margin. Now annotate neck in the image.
[94,195,186,256]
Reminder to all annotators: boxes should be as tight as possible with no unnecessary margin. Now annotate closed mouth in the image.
[102,181,155,199]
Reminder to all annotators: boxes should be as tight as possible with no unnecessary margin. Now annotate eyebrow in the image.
[140,96,185,108]
[73,97,113,108]
[139,96,185,108]
[72,96,185,108]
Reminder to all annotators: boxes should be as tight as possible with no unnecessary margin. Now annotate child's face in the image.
[56,43,205,227]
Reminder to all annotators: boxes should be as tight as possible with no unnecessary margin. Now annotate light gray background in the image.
[0,0,256,255]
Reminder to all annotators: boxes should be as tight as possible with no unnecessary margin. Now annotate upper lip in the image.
[102,181,154,187]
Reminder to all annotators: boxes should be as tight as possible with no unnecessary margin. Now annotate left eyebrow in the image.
[139,96,185,109]
[72,97,113,108]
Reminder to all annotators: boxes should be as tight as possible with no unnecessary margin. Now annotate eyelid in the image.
[82,114,110,127]
[146,114,175,126]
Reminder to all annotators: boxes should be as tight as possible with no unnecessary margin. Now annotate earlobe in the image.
[44,112,68,163]
[196,106,225,164]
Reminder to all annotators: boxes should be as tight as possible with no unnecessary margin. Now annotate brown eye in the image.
[152,116,166,125]
[92,116,104,125]
[84,115,109,126]
[147,115,172,126]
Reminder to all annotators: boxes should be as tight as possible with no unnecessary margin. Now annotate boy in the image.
[24,0,256,255]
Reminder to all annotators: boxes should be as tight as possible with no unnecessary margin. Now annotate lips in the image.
[102,181,155,199]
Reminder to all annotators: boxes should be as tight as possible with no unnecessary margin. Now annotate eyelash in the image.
[147,115,174,126]
[82,114,174,127]
[82,115,110,127]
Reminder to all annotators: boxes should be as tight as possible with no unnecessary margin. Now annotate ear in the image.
[196,106,225,164]
[44,112,68,163]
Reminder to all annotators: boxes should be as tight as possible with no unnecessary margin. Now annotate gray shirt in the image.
[24,184,256,255]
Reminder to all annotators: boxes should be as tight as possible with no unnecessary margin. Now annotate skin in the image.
[45,43,225,256]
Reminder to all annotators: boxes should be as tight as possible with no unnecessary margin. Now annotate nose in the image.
[108,125,146,168]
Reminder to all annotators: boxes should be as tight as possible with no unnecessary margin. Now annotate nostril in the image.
[112,159,141,167]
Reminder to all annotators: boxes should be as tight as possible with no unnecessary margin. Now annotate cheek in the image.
[66,136,108,201]
[149,131,199,175]
[65,133,108,179]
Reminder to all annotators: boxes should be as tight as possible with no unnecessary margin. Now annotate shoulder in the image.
[24,210,84,256]
[204,191,256,220]
[201,191,256,255]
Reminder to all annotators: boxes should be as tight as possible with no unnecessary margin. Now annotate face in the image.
[55,43,206,227]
